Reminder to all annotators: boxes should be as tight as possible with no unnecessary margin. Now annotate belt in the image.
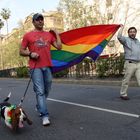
[128,60,140,63]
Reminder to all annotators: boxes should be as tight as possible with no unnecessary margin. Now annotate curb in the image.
[53,78,138,87]
[0,78,138,87]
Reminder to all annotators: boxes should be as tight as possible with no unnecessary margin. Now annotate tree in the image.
[58,0,100,30]
[0,19,4,69]
[1,8,11,34]
[0,19,4,33]
[0,8,11,69]
[58,0,140,29]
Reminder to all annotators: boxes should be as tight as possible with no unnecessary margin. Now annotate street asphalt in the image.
[53,77,138,87]
[0,78,140,140]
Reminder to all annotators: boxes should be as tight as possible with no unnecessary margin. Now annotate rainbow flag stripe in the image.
[51,24,120,73]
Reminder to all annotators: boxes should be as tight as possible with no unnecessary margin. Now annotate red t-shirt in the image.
[21,31,56,69]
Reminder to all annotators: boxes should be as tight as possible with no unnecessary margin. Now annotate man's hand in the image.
[30,52,39,59]
[118,24,124,36]
[49,29,62,50]
[49,29,58,38]
[120,24,124,28]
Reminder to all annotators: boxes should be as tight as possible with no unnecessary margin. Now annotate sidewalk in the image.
[53,77,138,87]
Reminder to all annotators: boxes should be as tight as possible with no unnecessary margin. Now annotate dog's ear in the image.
[11,109,18,131]
[26,118,32,125]
[22,110,32,125]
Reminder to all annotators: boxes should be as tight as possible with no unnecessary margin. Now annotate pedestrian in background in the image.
[117,25,140,100]
[19,13,62,126]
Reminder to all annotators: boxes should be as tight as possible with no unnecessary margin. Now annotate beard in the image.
[129,34,136,39]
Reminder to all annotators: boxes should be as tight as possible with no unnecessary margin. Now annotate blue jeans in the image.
[30,67,52,117]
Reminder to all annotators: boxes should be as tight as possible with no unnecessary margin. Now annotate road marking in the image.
[48,98,140,118]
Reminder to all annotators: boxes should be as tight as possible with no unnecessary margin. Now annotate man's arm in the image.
[19,47,39,59]
[118,25,124,37]
[49,29,62,50]
[117,25,126,44]
[19,47,30,57]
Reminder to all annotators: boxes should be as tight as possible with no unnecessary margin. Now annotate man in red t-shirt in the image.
[19,13,62,126]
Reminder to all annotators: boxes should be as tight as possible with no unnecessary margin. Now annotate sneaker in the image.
[42,117,50,126]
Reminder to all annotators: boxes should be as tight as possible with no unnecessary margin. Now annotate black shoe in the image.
[120,96,130,100]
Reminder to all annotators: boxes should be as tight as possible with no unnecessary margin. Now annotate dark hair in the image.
[32,13,44,22]
[128,27,137,33]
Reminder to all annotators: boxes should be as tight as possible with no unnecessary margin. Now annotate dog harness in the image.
[1,105,16,128]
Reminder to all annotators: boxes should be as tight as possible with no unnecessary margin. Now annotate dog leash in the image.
[18,62,37,106]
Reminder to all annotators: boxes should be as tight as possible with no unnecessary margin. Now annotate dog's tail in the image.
[4,92,11,102]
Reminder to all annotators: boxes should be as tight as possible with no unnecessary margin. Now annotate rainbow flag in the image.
[51,24,120,73]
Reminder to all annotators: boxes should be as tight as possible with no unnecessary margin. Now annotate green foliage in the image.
[83,58,91,75]
[0,19,4,30]
[75,58,92,78]
[75,62,83,78]
[1,8,11,20]
[96,54,125,78]
[116,54,125,75]
[16,66,29,78]
[96,59,109,77]
[1,28,27,69]
[0,8,11,34]
[53,69,69,78]
[58,0,101,29]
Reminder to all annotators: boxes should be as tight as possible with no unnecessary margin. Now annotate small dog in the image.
[0,92,32,131]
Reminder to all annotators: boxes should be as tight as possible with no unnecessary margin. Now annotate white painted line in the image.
[48,98,140,118]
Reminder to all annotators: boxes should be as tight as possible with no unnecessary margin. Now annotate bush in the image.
[53,69,69,78]
[96,54,125,78]
[16,66,29,78]
[96,59,109,77]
